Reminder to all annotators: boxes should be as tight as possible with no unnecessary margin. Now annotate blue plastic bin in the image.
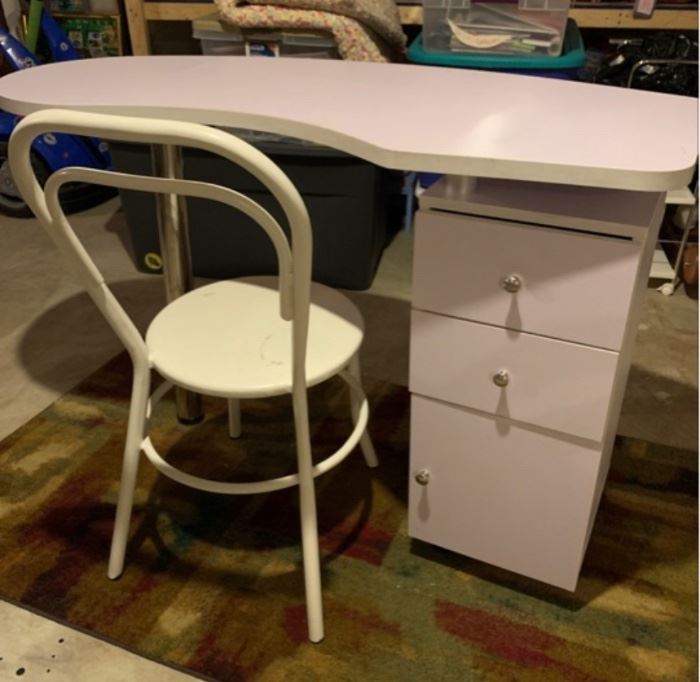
[408,19,585,80]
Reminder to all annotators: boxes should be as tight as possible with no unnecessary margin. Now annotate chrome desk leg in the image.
[151,144,203,424]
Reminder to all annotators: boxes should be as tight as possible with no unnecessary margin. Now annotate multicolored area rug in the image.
[0,354,697,681]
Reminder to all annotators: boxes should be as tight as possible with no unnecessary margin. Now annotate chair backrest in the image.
[9,108,313,383]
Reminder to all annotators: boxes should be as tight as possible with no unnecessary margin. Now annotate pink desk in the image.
[0,56,696,189]
[1,57,696,589]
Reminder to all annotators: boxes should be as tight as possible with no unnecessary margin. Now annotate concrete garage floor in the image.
[0,198,696,680]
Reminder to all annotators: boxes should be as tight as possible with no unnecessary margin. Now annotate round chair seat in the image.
[145,276,364,398]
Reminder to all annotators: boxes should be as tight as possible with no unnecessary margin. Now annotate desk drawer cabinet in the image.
[413,210,642,350]
[409,395,602,591]
[408,179,665,591]
[410,310,619,441]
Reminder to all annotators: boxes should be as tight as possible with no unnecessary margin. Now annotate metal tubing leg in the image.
[292,386,324,643]
[348,354,379,469]
[108,362,150,579]
[151,144,203,424]
[228,399,242,439]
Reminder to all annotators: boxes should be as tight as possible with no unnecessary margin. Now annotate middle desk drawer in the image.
[413,210,642,350]
[410,310,619,442]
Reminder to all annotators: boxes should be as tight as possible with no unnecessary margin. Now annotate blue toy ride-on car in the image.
[0,9,115,217]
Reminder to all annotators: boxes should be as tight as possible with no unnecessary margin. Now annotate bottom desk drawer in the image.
[408,395,604,591]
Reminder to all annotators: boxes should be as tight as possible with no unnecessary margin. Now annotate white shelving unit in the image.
[656,185,698,295]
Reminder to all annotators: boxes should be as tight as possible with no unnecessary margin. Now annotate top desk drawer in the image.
[413,210,642,350]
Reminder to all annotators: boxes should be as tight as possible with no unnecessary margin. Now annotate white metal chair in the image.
[9,108,378,643]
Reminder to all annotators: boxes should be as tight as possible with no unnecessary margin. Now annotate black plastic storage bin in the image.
[110,135,405,289]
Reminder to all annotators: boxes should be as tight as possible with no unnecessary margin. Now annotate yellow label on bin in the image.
[144,252,163,271]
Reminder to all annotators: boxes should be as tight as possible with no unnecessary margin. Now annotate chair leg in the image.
[108,364,151,580]
[228,399,242,439]
[291,387,324,643]
[348,354,379,469]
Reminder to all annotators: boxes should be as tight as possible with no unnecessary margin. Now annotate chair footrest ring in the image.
[141,371,369,495]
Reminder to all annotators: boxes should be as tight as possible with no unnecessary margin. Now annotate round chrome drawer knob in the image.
[501,274,522,293]
[415,469,431,486]
[493,370,510,387]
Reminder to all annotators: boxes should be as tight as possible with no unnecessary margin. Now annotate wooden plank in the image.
[398,5,697,29]
[570,7,698,29]
[125,0,151,55]
[136,3,697,33]
[145,3,416,24]
[398,6,423,24]
[144,2,214,21]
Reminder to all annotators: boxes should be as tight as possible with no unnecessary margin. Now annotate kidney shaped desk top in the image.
[0,56,696,192]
